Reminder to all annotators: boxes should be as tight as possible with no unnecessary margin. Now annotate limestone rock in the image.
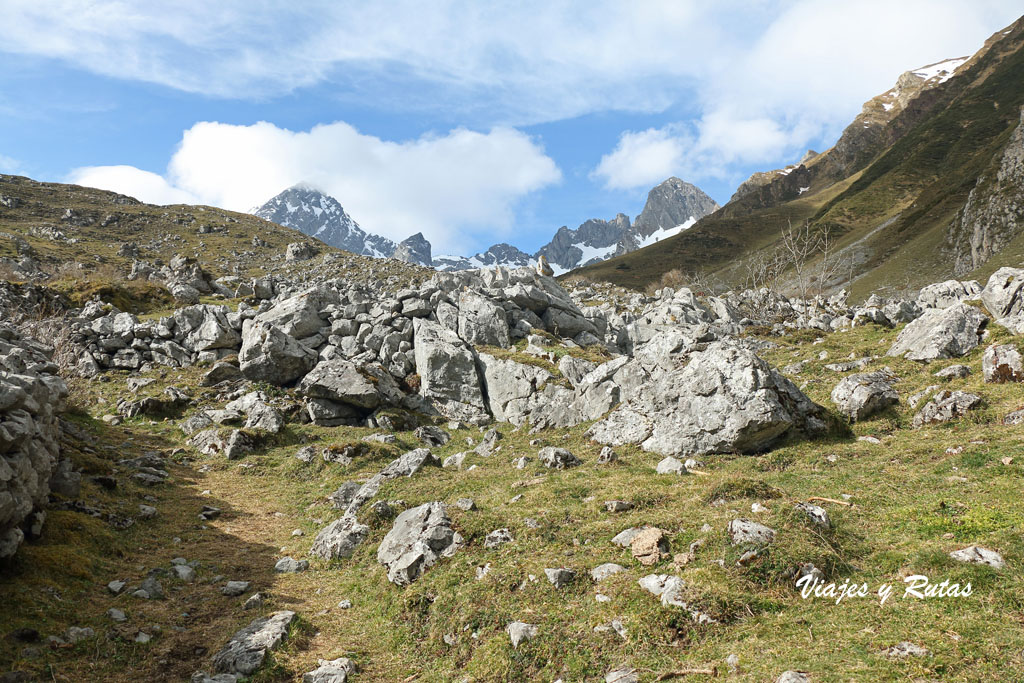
[830,371,898,421]
[589,342,824,456]
[887,303,987,362]
[212,611,296,676]
[377,502,462,585]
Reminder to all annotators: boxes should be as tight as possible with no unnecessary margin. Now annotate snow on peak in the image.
[638,217,696,249]
[912,57,968,85]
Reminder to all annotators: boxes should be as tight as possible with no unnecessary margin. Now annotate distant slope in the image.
[0,174,429,287]
[575,16,1024,298]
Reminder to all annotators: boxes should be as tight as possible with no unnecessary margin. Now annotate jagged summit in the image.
[253,184,397,259]
[252,176,718,275]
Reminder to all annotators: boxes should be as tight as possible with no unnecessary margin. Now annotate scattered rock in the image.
[506,621,538,649]
[538,447,582,469]
[212,610,296,676]
[544,567,576,588]
[302,657,357,683]
[982,344,1024,382]
[912,390,983,428]
[949,545,1004,569]
[728,519,776,547]
[830,371,898,421]
[274,557,309,573]
[630,527,668,566]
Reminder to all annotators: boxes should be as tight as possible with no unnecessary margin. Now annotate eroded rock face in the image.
[377,502,462,585]
[981,267,1024,319]
[588,342,825,456]
[0,325,67,558]
[830,371,899,421]
[887,303,987,361]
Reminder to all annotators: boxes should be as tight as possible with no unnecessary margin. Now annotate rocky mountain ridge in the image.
[577,16,1024,298]
[252,177,719,274]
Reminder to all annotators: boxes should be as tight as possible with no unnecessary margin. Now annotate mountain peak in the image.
[253,186,396,258]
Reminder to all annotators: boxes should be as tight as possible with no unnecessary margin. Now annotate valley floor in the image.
[2,323,1024,682]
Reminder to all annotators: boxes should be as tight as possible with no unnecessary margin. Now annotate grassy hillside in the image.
[0,174,430,312]
[574,18,1024,298]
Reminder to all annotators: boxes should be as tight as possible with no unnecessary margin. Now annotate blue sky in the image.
[0,1,1020,256]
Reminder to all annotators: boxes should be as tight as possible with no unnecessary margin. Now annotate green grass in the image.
[4,321,1024,681]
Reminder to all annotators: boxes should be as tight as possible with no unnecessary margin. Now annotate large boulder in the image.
[310,516,370,560]
[412,319,488,422]
[377,502,462,585]
[887,303,987,362]
[255,295,326,339]
[981,267,1024,318]
[912,390,983,428]
[458,292,510,348]
[476,353,551,425]
[239,320,318,385]
[173,305,241,352]
[588,342,825,456]
[830,371,898,421]
[298,360,381,409]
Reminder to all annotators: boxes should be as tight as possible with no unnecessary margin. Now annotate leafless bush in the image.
[646,268,721,296]
[16,316,82,373]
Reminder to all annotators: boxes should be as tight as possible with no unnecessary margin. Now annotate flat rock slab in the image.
[212,610,296,676]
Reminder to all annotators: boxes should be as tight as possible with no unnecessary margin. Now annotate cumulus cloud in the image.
[592,0,1021,189]
[69,121,561,254]
[69,165,199,205]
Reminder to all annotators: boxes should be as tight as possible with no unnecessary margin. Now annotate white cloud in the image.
[69,121,561,254]
[592,128,690,190]
[592,0,1022,189]
[69,165,199,205]
[0,154,22,174]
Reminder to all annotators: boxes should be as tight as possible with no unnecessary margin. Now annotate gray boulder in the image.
[589,342,825,456]
[212,611,296,676]
[981,267,1024,318]
[982,344,1024,382]
[302,658,357,683]
[412,318,488,422]
[539,446,582,469]
[949,545,1004,569]
[298,359,381,409]
[916,280,981,310]
[377,502,462,585]
[830,371,898,421]
[239,320,317,385]
[476,353,552,425]
[458,291,510,348]
[506,621,538,649]
[728,519,776,546]
[310,516,370,560]
[887,303,987,362]
[912,390,983,428]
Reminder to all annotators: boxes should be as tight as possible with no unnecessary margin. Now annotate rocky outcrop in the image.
[887,303,987,361]
[412,318,488,423]
[980,267,1024,319]
[950,107,1024,273]
[0,325,67,558]
[239,320,318,385]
